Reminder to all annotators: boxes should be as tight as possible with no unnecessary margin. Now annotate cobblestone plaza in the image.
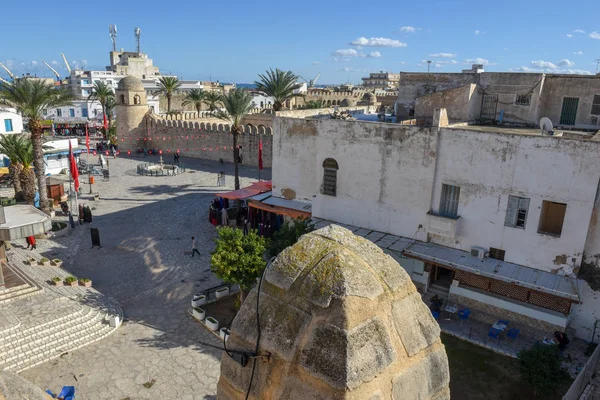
[13,154,270,399]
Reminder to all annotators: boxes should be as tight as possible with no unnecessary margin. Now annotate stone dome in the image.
[117,76,144,91]
[340,98,356,107]
[218,225,450,399]
[362,92,377,103]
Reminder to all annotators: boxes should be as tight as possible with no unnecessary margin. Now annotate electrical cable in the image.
[245,257,276,400]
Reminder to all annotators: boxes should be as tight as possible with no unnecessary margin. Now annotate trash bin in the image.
[90,176,95,184]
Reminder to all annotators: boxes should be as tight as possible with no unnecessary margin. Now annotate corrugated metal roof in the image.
[246,192,273,202]
[403,241,579,301]
[310,218,579,301]
[261,197,312,213]
[0,205,52,240]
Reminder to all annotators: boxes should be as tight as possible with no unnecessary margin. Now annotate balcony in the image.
[426,212,460,238]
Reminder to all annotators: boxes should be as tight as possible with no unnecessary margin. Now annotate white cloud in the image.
[312,61,320,65]
[573,29,586,34]
[557,59,575,67]
[566,34,573,38]
[31,61,38,66]
[573,51,583,55]
[399,26,416,33]
[511,66,592,75]
[367,51,381,58]
[349,37,407,48]
[332,49,359,58]
[51,60,58,65]
[340,67,366,72]
[430,52,456,58]
[531,60,557,69]
[474,30,480,35]
[590,31,600,40]
[397,61,407,65]
[466,57,490,65]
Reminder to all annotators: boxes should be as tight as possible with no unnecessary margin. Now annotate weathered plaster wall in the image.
[539,75,600,128]
[415,84,473,123]
[273,117,437,240]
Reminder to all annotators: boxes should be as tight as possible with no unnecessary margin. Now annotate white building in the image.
[268,109,600,342]
[0,108,23,134]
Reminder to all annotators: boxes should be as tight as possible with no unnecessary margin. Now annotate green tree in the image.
[0,79,74,213]
[153,76,181,113]
[105,95,116,128]
[301,99,325,109]
[202,91,222,113]
[0,134,34,202]
[211,226,268,303]
[182,89,205,115]
[88,81,114,136]
[517,344,570,396]
[215,88,254,190]
[268,218,315,257]
[254,68,301,111]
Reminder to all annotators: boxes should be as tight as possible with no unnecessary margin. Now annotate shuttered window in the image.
[439,184,460,218]
[505,195,530,229]
[489,247,506,261]
[592,95,600,115]
[322,158,339,197]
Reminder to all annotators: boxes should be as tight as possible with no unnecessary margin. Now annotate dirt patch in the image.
[202,293,239,327]
[554,254,567,265]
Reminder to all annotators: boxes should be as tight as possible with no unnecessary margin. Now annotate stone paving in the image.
[17,154,271,399]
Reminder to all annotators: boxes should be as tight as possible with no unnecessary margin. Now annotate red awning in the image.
[215,181,272,200]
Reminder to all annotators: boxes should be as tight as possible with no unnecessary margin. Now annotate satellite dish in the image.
[540,117,554,135]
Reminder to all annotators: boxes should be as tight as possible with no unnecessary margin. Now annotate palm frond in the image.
[0,79,75,121]
[215,88,253,129]
[152,76,182,97]
[254,68,301,110]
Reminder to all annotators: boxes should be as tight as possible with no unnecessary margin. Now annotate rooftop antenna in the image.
[109,24,117,52]
[134,27,141,54]
[595,59,600,75]
[426,60,432,74]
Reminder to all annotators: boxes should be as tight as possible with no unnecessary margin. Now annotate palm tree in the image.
[153,76,181,113]
[0,134,25,200]
[0,79,74,213]
[202,91,222,113]
[105,95,116,127]
[182,89,205,116]
[215,88,254,190]
[254,68,301,111]
[88,81,114,135]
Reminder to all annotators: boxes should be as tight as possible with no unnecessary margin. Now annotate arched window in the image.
[120,94,126,105]
[133,95,140,105]
[322,158,339,197]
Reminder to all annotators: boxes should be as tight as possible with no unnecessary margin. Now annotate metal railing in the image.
[563,343,600,400]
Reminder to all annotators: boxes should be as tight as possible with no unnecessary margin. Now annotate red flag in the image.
[258,139,263,171]
[85,124,90,153]
[68,141,80,192]
[103,113,108,131]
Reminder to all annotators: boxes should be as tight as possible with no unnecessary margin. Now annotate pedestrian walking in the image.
[191,236,201,258]
[216,172,222,187]
[26,236,37,250]
[220,171,226,187]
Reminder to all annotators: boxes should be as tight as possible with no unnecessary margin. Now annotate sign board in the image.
[90,228,101,247]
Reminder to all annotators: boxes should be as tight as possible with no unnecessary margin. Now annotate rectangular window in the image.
[82,89,90,95]
[515,94,531,106]
[4,119,13,132]
[82,108,89,118]
[592,94,600,115]
[43,109,48,116]
[489,247,506,261]
[439,184,460,218]
[56,109,62,117]
[538,201,567,237]
[81,79,89,85]
[505,195,530,229]
[69,109,75,117]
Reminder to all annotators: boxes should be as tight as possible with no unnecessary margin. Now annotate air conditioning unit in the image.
[471,246,486,260]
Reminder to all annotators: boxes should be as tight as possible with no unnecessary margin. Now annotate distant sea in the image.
[235,83,329,89]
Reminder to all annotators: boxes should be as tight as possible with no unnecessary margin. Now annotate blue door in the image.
[4,119,13,132]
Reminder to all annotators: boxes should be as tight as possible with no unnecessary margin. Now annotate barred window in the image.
[322,158,339,197]
[505,195,530,229]
[439,184,460,218]
[592,95,600,115]
[516,94,532,106]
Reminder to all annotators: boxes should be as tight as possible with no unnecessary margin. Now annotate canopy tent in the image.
[248,199,311,219]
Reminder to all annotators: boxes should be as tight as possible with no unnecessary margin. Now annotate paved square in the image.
[20,154,271,400]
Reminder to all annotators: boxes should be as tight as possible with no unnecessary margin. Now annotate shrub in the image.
[517,344,570,396]
[80,278,91,282]
[64,276,77,284]
[51,276,61,282]
[40,257,49,262]
[268,218,314,258]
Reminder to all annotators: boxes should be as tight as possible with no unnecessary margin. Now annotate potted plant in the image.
[27,257,37,266]
[79,278,92,288]
[215,287,230,299]
[205,317,219,331]
[191,294,206,307]
[64,276,78,287]
[51,259,63,268]
[219,327,231,341]
[192,307,205,320]
[39,257,51,267]
[51,277,63,286]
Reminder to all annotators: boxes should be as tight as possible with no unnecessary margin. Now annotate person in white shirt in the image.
[191,237,201,258]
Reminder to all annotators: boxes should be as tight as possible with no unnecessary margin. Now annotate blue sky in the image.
[1,0,599,84]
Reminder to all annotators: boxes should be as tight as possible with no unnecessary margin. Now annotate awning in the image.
[247,181,272,191]
[0,205,52,240]
[215,181,273,200]
[403,241,579,301]
[248,197,311,219]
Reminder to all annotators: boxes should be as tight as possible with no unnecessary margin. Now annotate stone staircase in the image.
[0,263,43,304]
[0,299,122,373]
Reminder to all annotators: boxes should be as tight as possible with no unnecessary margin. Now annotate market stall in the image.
[210,181,272,227]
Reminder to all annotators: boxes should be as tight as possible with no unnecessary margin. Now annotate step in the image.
[0,263,43,304]
[0,308,113,372]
